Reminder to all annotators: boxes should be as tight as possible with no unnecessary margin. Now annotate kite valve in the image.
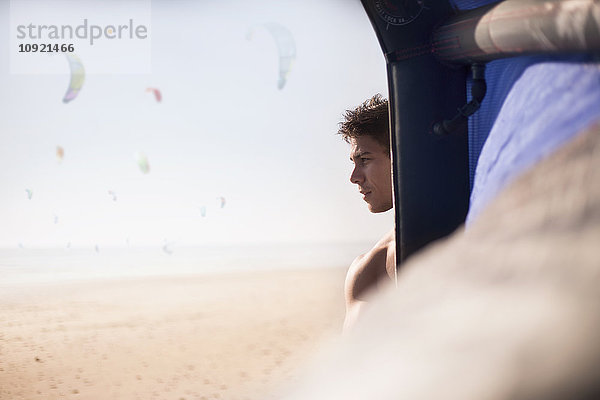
[433,63,487,136]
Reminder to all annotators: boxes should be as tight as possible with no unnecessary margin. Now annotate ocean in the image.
[0,242,372,287]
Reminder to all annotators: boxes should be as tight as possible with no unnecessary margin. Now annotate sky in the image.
[0,0,393,249]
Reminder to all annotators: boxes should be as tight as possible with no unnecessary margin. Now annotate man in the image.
[284,121,600,400]
[337,94,396,330]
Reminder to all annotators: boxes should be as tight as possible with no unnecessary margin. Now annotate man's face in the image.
[349,136,393,213]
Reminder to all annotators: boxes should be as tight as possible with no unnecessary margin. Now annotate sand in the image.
[0,267,347,400]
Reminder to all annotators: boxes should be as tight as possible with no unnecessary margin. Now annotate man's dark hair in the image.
[338,94,390,154]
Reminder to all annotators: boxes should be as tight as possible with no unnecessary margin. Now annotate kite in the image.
[56,146,64,163]
[247,22,296,90]
[25,188,33,200]
[162,240,174,255]
[63,53,85,103]
[146,87,162,102]
[108,190,117,202]
[134,152,150,174]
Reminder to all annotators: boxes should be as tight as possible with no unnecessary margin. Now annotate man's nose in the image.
[350,166,363,185]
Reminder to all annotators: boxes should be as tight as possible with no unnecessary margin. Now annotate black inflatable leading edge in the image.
[360,0,470,266]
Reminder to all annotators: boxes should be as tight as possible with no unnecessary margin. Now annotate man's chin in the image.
[368,203,393,213]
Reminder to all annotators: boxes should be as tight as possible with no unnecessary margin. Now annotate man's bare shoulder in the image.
[345,229,396,304]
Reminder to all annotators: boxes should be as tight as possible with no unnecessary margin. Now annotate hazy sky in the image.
[0,0,393,248]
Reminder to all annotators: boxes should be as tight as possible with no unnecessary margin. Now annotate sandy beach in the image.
[0,267,346,400]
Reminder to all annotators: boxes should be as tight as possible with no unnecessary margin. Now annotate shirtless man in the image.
[337,94,396,330]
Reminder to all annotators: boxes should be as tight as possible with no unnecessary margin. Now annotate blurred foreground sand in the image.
[0,267,346,400]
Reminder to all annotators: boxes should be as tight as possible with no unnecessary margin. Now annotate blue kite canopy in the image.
[451,0,600,225]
